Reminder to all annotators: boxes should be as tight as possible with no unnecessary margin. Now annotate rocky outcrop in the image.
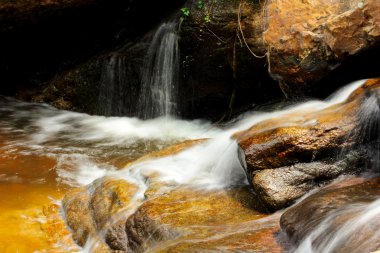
[280,177,380,253]
[236,78,380,210]
[62,138,287,252]
[179,0,281,119]
[63,178,285,252]
[264,0,380,94]
[123,186,278,252]
[181,0,380,102]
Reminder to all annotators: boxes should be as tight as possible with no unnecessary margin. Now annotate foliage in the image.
[180,0,214,23]
[197,0,204,9]
[180,7,190,17]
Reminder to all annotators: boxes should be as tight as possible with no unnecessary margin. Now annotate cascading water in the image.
[98,54,127,116]
[1,79,379,252]
[138,22,180,118]
[292,199,380,253]
[98,52,140,116]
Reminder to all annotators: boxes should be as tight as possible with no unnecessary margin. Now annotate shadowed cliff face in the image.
[3,0,380,121]
[0,0,185,95]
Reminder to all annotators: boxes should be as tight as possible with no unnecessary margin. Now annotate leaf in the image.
[180,7,190,17]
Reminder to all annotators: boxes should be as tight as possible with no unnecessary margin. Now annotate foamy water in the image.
[0,79,369,252]
[0,79,365,189]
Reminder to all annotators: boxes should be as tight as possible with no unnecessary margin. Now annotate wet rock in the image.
[124,186,278,252]
[236,78,380,210]
[62,177,138,250]
[105,220,129,252]
[264,0,380,94]
[236,97,358,174]
[125,207,176,252]
[280,177,380,252]
[253,162,344,210]
[62,187,94,246]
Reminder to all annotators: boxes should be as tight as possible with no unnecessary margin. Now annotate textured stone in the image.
[63,177,138,251]
[264,0,380,94]
[253,162,344,210]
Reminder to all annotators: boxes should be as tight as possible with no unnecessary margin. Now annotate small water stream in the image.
[1,80,378,252]
[138,22,180,118]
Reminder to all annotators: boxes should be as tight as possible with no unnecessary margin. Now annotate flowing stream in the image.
[0,79,378,252]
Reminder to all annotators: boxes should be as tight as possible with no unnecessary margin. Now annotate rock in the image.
[280,177,380,253]
[62,177,139,251]
[90,178,138,230]
[125,206,176,252]
[62,187,94,246]
[15,29,149,115]
[252,162,344,210]
[264,0,380,94]
[124,186,281,252]
[179,0,281,119]
[105,220,129,252]
[63,139,208,251]
[235,78,380,210]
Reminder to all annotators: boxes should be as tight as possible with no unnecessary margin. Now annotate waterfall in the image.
[98,54,126,116]
[98,53,141,116]
[138,22,180,118]
[97,21,179,118]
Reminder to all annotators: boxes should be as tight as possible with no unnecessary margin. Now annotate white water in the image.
[138,22,180,118]
[292,198,380,253]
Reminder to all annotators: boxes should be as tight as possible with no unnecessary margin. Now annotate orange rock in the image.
[263,0,380,94]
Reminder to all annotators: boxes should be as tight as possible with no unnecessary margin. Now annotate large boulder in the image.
[280,177,380,253]
[264,0,380,94]
[63,179,284,252]
[235,78,380,210]
[252,162,345,210]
